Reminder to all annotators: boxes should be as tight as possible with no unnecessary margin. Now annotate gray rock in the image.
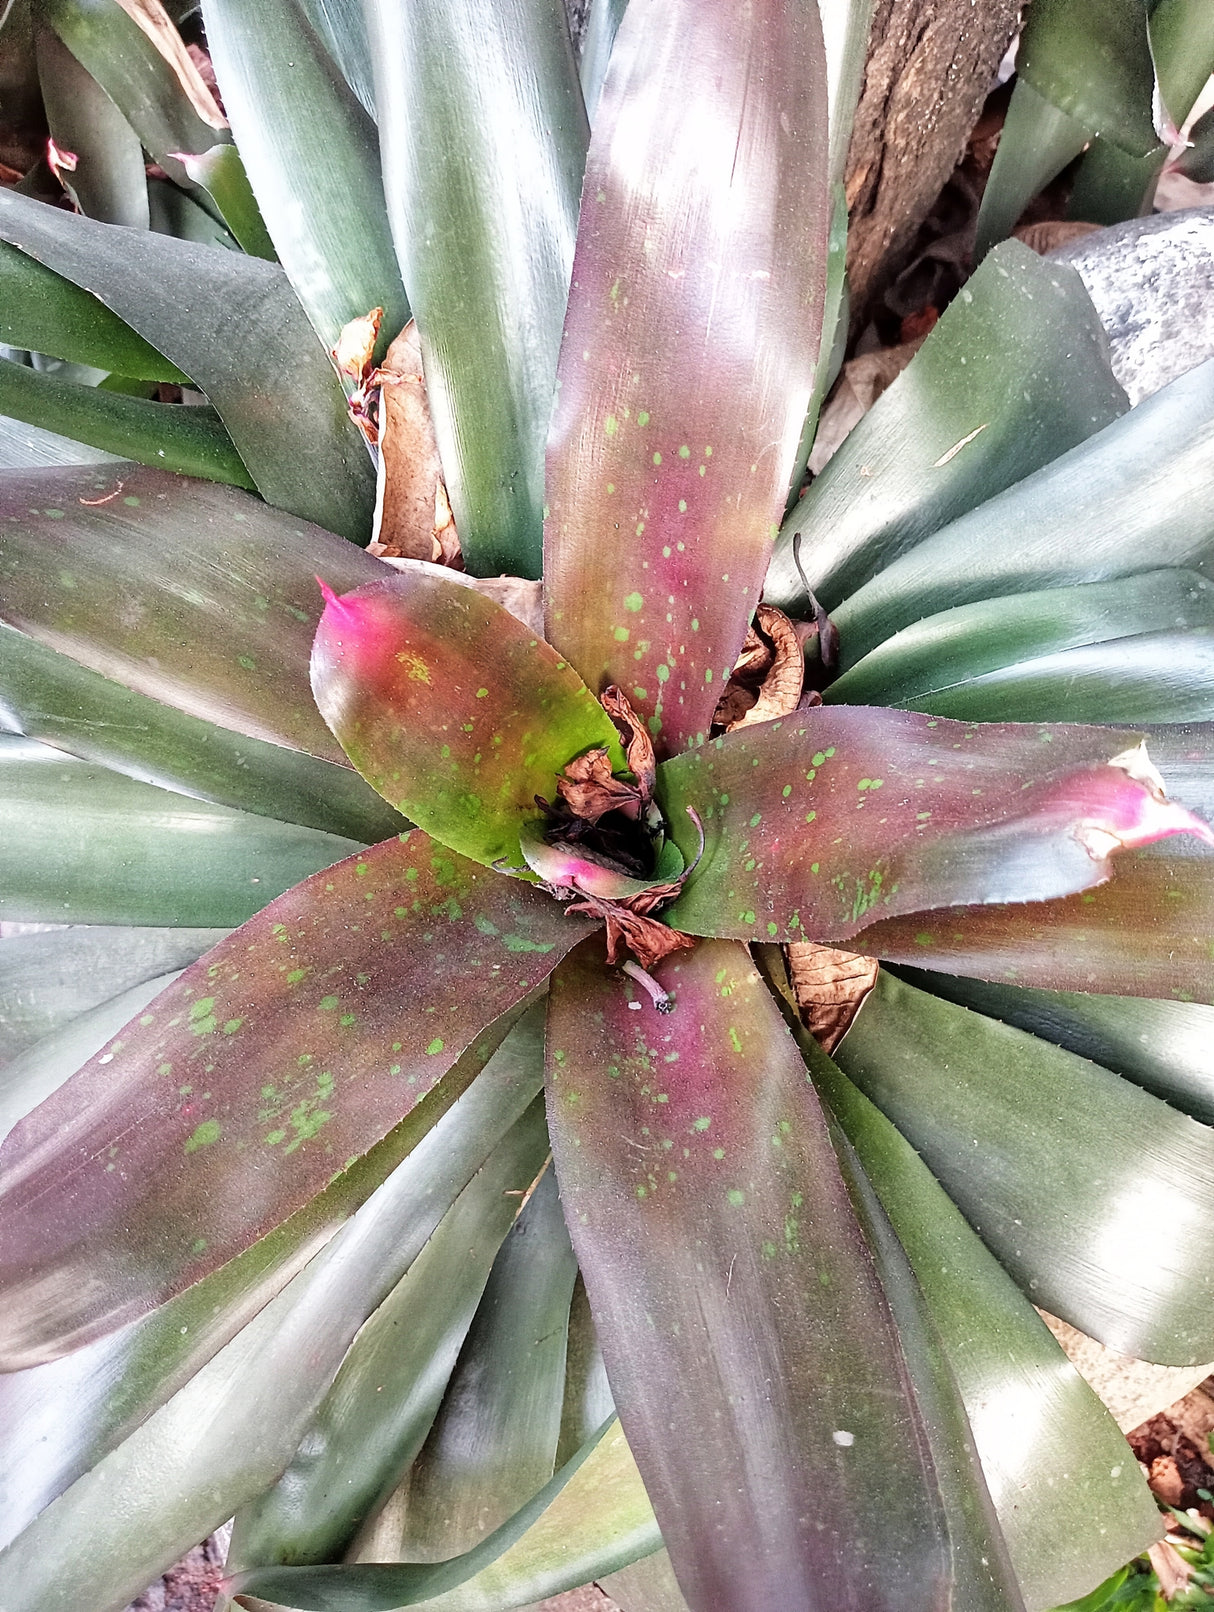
[1050,208,1214,405]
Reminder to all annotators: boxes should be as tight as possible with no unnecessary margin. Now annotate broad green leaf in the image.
[821,0,876,195]
[826,571,1214,721]
[172,143,276,259]
[544,937,959,1611]
[0,971,181,1145]
[832,970,1214,1364]
[0,925,223,1068]
[0,462,388,765]
[0,1007,534,1549]
[555,1277,614,1468]
[849,848,1214,1003]
[786,183,849,510]
[1151,0,1214,126]
[806,1035,1160,1611]
[578,0,626,123]
[834,357,1214,670]
[766,243,1128,616]
[35,20,150,228]
[1017,0,1159,157]
[1065,140,1164,228]
[0,353,254,485]
[544,0,829,754]
[1177,105,1214,183]
[0,243,188,380]
[377,1167,577,1564]
[146,175,240,250]
[230,1417,662,1611]
[0,189,375,539]
[972,81,1092,260]
[228,1091,552,1571]
[599,1552,690,1612]
[0,735,360,927]
[367,0,586,578]
[897,969,1214,1127]
[0,412,122,467]
[43,0,238,214]
[659,709,1212,944]
[296,0,375,117]
[0,625,404,842]
[202,0,407,357]
[0,829,595,1365]
[311,570,624,871]
[0,1033,547,1610]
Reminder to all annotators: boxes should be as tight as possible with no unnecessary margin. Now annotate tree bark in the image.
[844,0,1021,325]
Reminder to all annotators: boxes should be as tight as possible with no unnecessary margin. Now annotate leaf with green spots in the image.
[311,569,625,871]
[544,937,989,1610]
[849,848,1214,1004]
[543,0,829,756]
[658,708,1213,944]
[0,829,596,1367]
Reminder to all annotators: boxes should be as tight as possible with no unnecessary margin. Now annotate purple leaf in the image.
[658,711,1214,943]
[543,0,830,757]
[545,937,958,1611]
[0,830,597,1367]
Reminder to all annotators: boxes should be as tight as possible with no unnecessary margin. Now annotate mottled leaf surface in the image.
[659,710,1209,943]
[545,937,953,1612]
[0,1031,547,1611]
[833,971,1214,1364]
[311,571,624,870]
[767,243,1127,614]
[543,0,829,755]
[0,830,595,1366]
[849,850,1214,1003]
[0,189,374,538]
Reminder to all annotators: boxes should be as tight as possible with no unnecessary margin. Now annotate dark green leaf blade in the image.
[832,970,1214,1364]
[0,625,405,842]
[0,735,361,927]
[803,1029,1161,1610]
[766,243,1128,617]
[0,242,188,380]
[35,20,150,228]
[311,570,624,871]
[227,1093,553,1572]
[0,189,375,539]
[833,357,1214,672]
[972,81,1092,260]
[0,830,596,1366]
[658,709,1213,944]
[0,412,122,468]
[545,936,955,1611]
[0,463,387,765]
[366,0,587,578]
[848,849,1214,1003]
[1017,0,1159,156]
[896,969,1214,1126]
[0,354,254,486]
[0,1027,547,1609]
[202,0,408,356]
[543,0,829,753]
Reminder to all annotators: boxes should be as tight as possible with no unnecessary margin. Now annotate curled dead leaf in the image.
[787,942,879,1053]
[713,604,805,732]
[566,892,696,971]
[331,308,383,384]
[556,747,646,824]
[1148,1540,1193,1600]
[601,685,657,802]
[366,322,462,567]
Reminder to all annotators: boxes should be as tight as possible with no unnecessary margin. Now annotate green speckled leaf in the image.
[311,570,624,871]
[849,849,1214,1004]
[543,0,829,755]
[658,709,1212,944]
[0,829,596,1367]
[544,937,958,1611]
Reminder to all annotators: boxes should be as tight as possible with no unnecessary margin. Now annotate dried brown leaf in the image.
[112,0,228,129]
[331,308,383,383]
[1014,220,1100,255]
[731,605,804,729]
[787,941,879,1053]
[556,748,645,824]
[369,321,460,565]
[1148,1540,1193,1600]
[565,894,696,970]
[601,686,657,802]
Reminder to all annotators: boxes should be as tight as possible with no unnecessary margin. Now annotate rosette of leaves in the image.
[2,4,1214,1612]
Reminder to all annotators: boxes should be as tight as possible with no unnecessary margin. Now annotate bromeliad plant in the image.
[3,2,1214,1610]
